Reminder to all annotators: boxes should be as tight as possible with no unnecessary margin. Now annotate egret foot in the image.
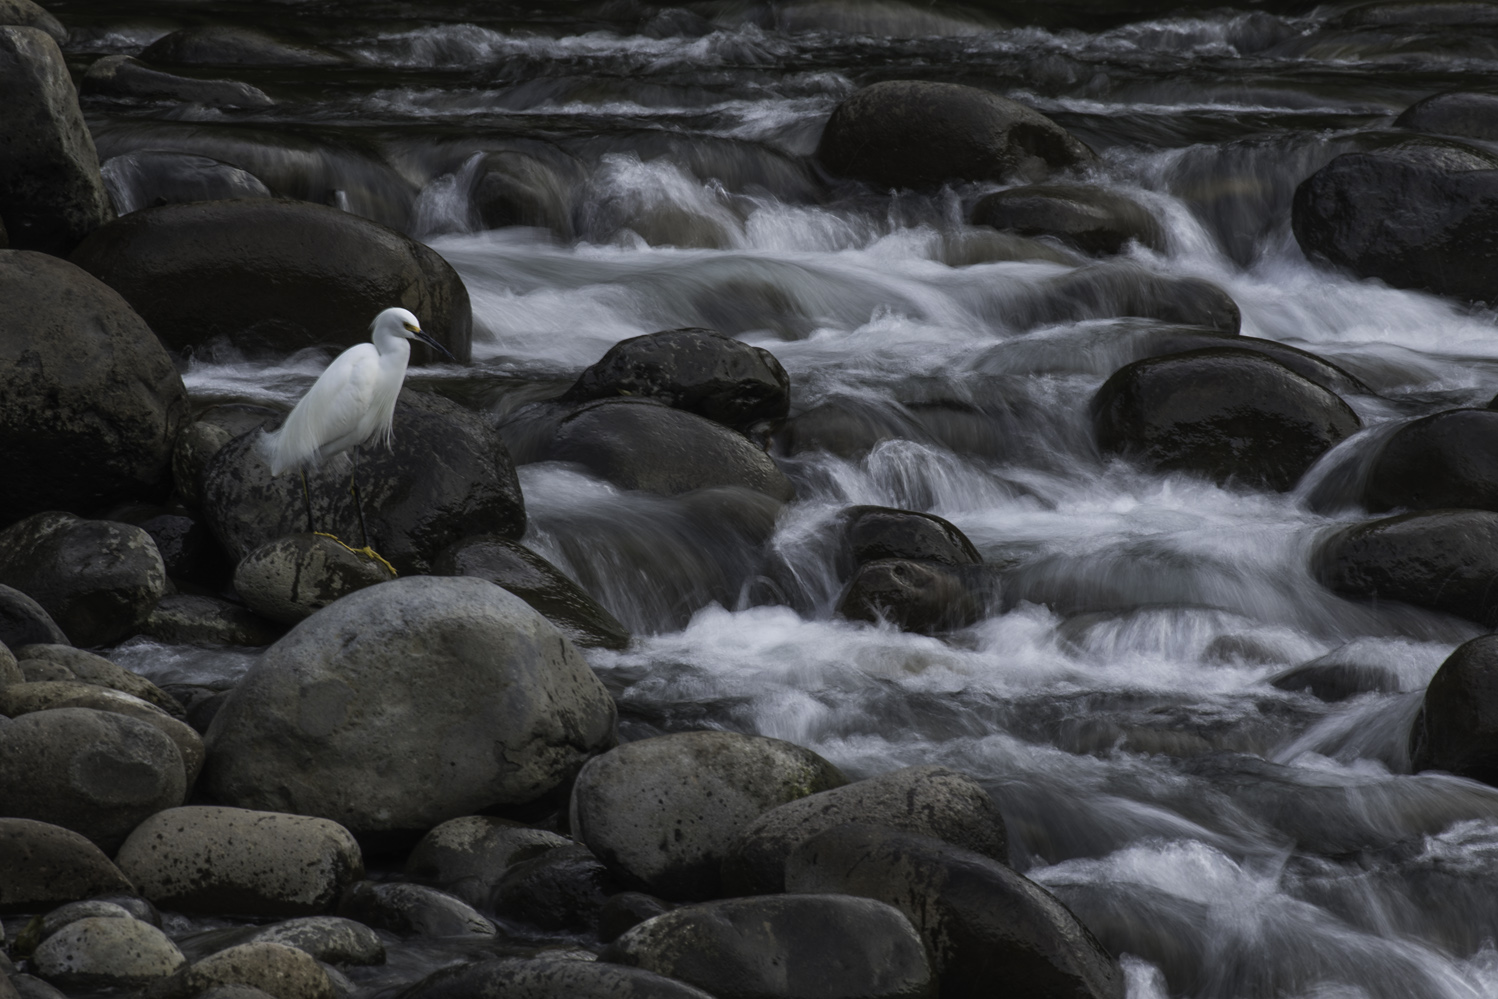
[311,532,398,578]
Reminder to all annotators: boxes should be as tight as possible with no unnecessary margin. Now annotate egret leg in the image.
[345,446,397,578]
[300,470,316,533]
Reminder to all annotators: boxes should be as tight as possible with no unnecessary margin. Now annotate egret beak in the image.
[414,329,457,362]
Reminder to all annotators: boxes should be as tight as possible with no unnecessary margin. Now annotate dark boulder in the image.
[139,26,347,67]
[786,825,1124,999]
[600,892,675,943]
[1126,328,1370,397]
[0,1,66,43]
[724,765,1006,895]
[0,818,135,915]
[1270,656,1402,702]
[434,535,628,650]
[1410,635,1498,784]
[397,956,718,999]
[0,252,189,525]
[0,584,69,647]
[1092,348,1361,491]
[546,398,794,501]
[403,815,569,909]
[1008,265,1241,334]
[492,844,625,932]
[604,894,934,999]
[562,328,790,434]
[1291,141,1498,304]
[202,391,524,576]
[0,513,166,647]
[100,152,273,216]
[844,506,982,568]
[0,28,113,255]
[336,881,495,938]
[1395,91,1498,142]
[473,149,580,237]
[142,595,283,648]
[1338,1,1498,27]
[971,184,1164,255]
[817,80,1096,190]
[83,57,273,109]
[233,534,395,625]
[178,916,384,967]
[1362,409,1498,513]
[70,198,471,359]
[836,559,985,633]
[1312,510,1498,626]
[108,505,231,590]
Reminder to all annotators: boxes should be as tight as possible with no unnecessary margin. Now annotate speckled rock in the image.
[233,534,395,625]
[404,815,570,908]
[0,682,202,783]
[172,422,235,510]
[493,844,626,932]
[12,899,135,956]
[180,917,384,967]
[204,577,617,838]
[143,942,336,999]
[336,881,495,937]
[398,956,718,999]
[0,818,134,914]
[32,916,184,988]
[142,594,283,648]
[13,644,184,716]
[115,807,363,917]
[570,730,847,901]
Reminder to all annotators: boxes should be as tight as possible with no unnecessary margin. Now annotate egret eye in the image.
[403,323,420,333]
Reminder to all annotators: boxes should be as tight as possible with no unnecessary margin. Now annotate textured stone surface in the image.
[0,682,202,783]
[15,644,184,717]
[83,57,273,108]
[233,534,395,625]
[0,818,134,914]
[32,916,184,988]
[143,942,336,999]
[142,594,283,648]
[399,956,718,999]
[971,184,1163,255]
[404,815,570,908]
[0,1,66,43]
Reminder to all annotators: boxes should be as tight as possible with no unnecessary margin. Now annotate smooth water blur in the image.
[60,0,1498,993]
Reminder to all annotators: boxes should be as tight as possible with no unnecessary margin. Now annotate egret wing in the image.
[267,345,381,475]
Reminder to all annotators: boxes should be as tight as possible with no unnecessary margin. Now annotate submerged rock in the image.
[204,577,617,838]
[1270,656,1402,702]
[0,252,189,525]
[180,916,384,967]
[100,152,273,216]
[83,56,274,108]
[1395,91,1498,143]
[1007,265,1241,334]
[971,184,1164,255]
[140,26,347,67]
[404,815,570,909]
[1361,409,1498,513]
[0,818,135,915]
[836,558,985,633]
[337,881,495,937]
[70,198,471,359]
[817,80,1096,189]
[1410,635,1498,784]
[0,28,113,255]
[1092,348,1361,491]
[1312,510,1498,627]
[233,534,395,625]
[604,894,934,999]
[843,506,983,568]
[570,730,847,900]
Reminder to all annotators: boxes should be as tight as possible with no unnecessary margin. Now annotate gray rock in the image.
[32,916,184,988]
[1007,265,1241,335]
[142,594,284,648]
[547,398,794,501]
[0,1,65,43]
[972,184,1164,256]
[0,252,189,526]
[0,512,167,647]
[202,392,523,576]
[403,815,570,908]
[180,917,384,967]
[605,894,934,999]
[1269,657,1402,702]
[14,900,135,955]
[0,818,134,914]
[0,641,18,688]
[0,682,202,783]
[193,989,277,999]
[493,844,625,932]
[14,644,184,716]
[204,577,616,837]
[10,976,65,999]
[0,28,112,255]
[398,956,717,999]
[140,26,347,67]
[570,730,847,901]
[143,942,336,999]
[600,892,675,943]
[173,421,235,510]
[233,535,395,625]
[83,57,273,109]
[0,707,186,850]
[70,199,470,360]
[817,80,1095,189]
[1396,91,1498,142]
[724,765,1007,895]
[434,536,628,650]
[336,881,495,938]
[786,825,1124,999]
[17,659,71,682]
[0,585,68,647]
[100,152,273,216]
[115,806,364,918]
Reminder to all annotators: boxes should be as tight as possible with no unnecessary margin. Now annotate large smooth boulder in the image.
[0,683,202,783]
[971,185,1163,255]
[204,577,617,837]
[1395,91,1498,142]
[605,894,934,999]
[70,199,471,359]
[724,765,1007,895]
[32,916,184,988]
[817,80,1095,189]
[546,398,794,501]
[1361,409,1498,513]
[1410,635,1498,783]
[0,513,166,647]
[1312,510,1498,627]
[787,825,1124,999]
[404,815,570,908]
[1006,265,1241,335]
[115,807,364,917]
[0,818,134,914]
[141,26,347,67]
[233,534,395,625]
[1092,348,1360,491]
[0,708,186,850]
[0,28,112,255]
[562,328,790,434]
[1292,141,1498,303]
[0,585,68,647]
[202,391,524,576]
[0,252,189,525]
[434,536,628,650]
[399,956,718,999]
[570,730,847,901]
[83,57,273,108]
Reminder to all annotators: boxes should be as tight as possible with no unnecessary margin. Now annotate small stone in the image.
[180,917,384,967]
[232,534,395,625]
[15,900,134,957]
[403,815,570,908]
[32,916,184,988]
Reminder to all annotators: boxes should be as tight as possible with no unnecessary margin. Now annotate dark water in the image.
[42,0,1498,994]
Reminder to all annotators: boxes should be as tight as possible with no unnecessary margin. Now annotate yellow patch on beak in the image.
[403,323,421,333]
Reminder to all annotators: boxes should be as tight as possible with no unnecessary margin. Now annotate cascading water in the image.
[43,0,1498,994]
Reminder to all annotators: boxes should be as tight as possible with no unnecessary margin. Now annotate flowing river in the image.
[47,0,1498,995]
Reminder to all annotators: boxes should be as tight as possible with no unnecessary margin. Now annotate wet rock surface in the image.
[140,25,348,67]
[971,184,1164,255]
[1008,266,1242,334]
[1410,635,1498,784]
[0,818,134,914]
[403,815,570,909]
[1361,408,1498,513]
[82,57,273,109]
[336,881,495,938]
[232,534,395,625]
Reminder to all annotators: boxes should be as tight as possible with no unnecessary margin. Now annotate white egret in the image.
[262,306,455,570]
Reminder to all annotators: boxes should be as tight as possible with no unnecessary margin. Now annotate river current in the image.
[45,0,1498,995]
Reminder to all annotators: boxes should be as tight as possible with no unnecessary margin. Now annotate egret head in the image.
[372,307,455,361]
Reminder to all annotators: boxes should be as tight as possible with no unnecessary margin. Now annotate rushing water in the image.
[41,0,1498,994]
